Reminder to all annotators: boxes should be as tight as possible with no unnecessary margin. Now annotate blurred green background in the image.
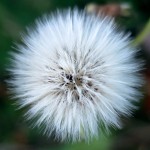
[0,0,150,150]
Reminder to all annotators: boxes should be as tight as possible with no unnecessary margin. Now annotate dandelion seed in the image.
[8,9,143,142]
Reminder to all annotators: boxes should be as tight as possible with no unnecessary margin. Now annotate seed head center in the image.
[65,74,82,89]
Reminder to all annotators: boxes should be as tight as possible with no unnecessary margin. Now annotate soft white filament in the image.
[8,9,142,142]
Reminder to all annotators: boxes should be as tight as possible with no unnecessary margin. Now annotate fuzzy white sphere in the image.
[8,9,142,142]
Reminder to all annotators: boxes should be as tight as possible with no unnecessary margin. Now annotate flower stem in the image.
[132,19,150,46]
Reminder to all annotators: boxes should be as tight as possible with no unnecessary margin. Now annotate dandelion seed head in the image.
[8,9,143,142]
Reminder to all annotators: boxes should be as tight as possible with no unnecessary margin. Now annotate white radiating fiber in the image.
[8,9,143,142]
